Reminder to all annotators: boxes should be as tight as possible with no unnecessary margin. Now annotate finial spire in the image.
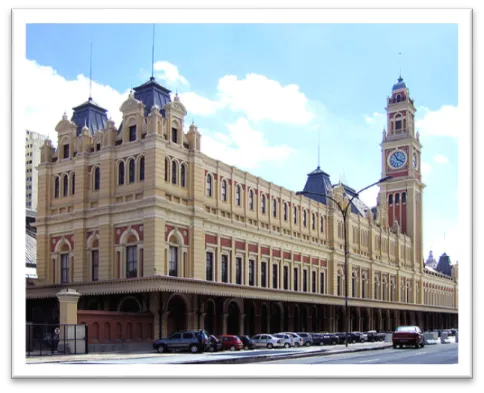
[317,127,321,169]
[151,24,155,80]
[89,42,93,101]
[398,51,402,79]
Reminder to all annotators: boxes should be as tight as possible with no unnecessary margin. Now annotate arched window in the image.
[389,194,393,205]
[165,158,169,182]
[71,173,75,195]
[395,193,400,204]
[206,174,212,197]
[261,194,266,214]
[284,202,288,221]
[273,198,277,218]
[181,164,186,187]
[129,159,135,183]
[352,272,357,297]
[94,167,100,190]
[312,213,315,230]
[395,114,402,130]
[320,216,324,232]
[172,161,177,184]
[293,206,297,224]
[139,157,145,181]
[402,192,407,203]
[249,189,254,210]
[235,185,241,206]
[303,209,307,227]
[221,179,227,201]
[396,94,401,103]
[54,177,59,198]
[171,127,178,143]
[118,161,125,185]
[63,174,68,197]
[374,277,380,300]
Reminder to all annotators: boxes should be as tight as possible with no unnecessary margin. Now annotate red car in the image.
[392,326,425,349]
[217,335,244,351]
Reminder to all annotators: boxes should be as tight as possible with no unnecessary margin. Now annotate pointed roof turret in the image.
[133,76,172,117]
[71,97,108,136]
[392,75,407,91]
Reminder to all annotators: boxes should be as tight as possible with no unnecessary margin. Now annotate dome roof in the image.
[392,76,406,91]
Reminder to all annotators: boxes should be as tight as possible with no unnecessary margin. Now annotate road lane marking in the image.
[359,359,380,363]
[415,352,427,355]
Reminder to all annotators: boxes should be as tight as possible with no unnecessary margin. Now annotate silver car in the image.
[273,333,295,348]
[296,332,314,347]
[251,334,284,349]
[278,332,304,347]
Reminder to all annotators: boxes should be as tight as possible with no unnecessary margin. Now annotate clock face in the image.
[388,150,407,169]
[413,152,418,169]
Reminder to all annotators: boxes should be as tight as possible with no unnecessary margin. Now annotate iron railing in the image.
[26,323,88,357]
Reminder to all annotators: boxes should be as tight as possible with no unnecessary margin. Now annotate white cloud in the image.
[433,154,450,164]
[216,74,314,124]
[416,105,459,138]
[364,111,385,125]
[200,118,295,170]
[178,92,224,116]
[421,161,432,177]
[153,61,189,86]
[359,187,380,208]
[24,59,128,142]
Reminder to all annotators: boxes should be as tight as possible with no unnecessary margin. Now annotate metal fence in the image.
[26,323,88,357]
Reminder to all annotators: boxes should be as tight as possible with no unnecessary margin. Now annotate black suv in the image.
[153,329,209,354]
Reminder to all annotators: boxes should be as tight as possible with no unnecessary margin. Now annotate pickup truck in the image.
[153,329,209,354]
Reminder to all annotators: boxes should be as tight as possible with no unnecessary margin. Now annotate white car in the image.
[278,332,304,347]
[251,334,284,349]
[273,333,295,348]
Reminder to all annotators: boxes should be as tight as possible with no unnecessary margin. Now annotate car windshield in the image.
[396,326,417,332]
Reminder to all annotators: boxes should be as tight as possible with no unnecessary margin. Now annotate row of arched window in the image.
[206,173,326,231]
[53,172,75,199]
[388,192,407,205]
[165,157,188,188]
[116,156,145,186]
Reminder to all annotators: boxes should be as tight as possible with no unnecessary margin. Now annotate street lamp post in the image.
[300,175,391,347]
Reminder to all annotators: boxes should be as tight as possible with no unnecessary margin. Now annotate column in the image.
[56,289,81,353]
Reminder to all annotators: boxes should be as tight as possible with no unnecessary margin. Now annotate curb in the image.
[183,344,393,364]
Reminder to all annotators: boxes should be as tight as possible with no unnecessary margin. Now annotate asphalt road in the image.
[261,344,458,364]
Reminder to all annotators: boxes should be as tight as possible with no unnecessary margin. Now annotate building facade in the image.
[26,130,48,210]
[27,76,458,347]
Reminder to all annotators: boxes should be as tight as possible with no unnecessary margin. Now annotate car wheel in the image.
[207,345,214,353]
[157,345,166,353]
[267,343,273,349]
[284,343,290,348]
[230,345,236,351]
[305,342,311,347]
[421,342,425,348]
[414,341,420,349]
[393,343,397,349]
[189,344,199,354]
[295,342,300,347]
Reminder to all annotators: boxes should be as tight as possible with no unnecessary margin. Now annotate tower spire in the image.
[89,42,93,101]
[317,127,320,169]
[151,24,155,80]
[398,51,402,78]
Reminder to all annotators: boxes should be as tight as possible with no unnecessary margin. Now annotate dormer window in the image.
[171,128,178,143]
[129,125,137,142]
[63,144,70,159]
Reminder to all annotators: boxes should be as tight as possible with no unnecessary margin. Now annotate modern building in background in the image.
[26,130,48,210]
[27,75,458,349]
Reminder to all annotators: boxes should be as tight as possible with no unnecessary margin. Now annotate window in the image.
[171,127,178,143]
[283,266,289,290]
[54,177,59,198]
[96,143,101,151]
[139,157,145,181]
[374,279,379,300]
[261,262,267,288]
[303,270,308,292]
[395,193,400,204]
[249,190,254,210]
[61,254,69,283]
[172,161,177,184]
[236,257,242,285]
[312,271,316,293]
[303,210,307,227]
[352,276,356,297]
[181,164,186,187]
[129,159,135,183]
[312,213,315,230]
[390,282,395,301]
[71,173,75,195]
[362,276,367,298]
[293,206,297,224]
[126,246,137,278]
[320,216,324,232]
[337,275,342,296]
[236,185,241,206]
[249,260,255,286]
[261,194,266,214]
[284,202,288,221]
[165,158,169,182]
[293,268,298,291]
[396,94,401,103]
[206,252,213,281]
[221,180,227,202]
[320,272,325,294]
[94,167,100,190]
[129,125,137,142]
[91,250,99,281]
[204,174,213,198]
[402,192,406,203]
[221,255,228,283]
[272,264,278,289]
[169,246,178,277]
[273,198,277,218]
[396,120,402,130]
[118,162,125,185]
[63,144,69,159]
[63,175,68,197]
[389,194,393,205]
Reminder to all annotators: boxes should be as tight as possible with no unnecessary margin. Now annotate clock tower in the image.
[380,76,425,267]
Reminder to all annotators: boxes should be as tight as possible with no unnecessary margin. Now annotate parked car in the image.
[334,332,348,344]
[392,326,424,349]
[350,332,368,343]
[205,335,223,352]
[366,330,380,342]
[217,335,244,351]
[310,333,324,346]
[278,332,304,347]
[296,332,314,347]
[273,333,295,348]
[321,333,340,345]
[153,329,210,354]
[239,335,256,350]
[251,334,284,349]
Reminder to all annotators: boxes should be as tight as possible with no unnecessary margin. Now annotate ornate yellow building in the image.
[27,76,457,346]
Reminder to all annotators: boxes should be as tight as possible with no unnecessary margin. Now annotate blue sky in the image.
[25,23,459,263]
